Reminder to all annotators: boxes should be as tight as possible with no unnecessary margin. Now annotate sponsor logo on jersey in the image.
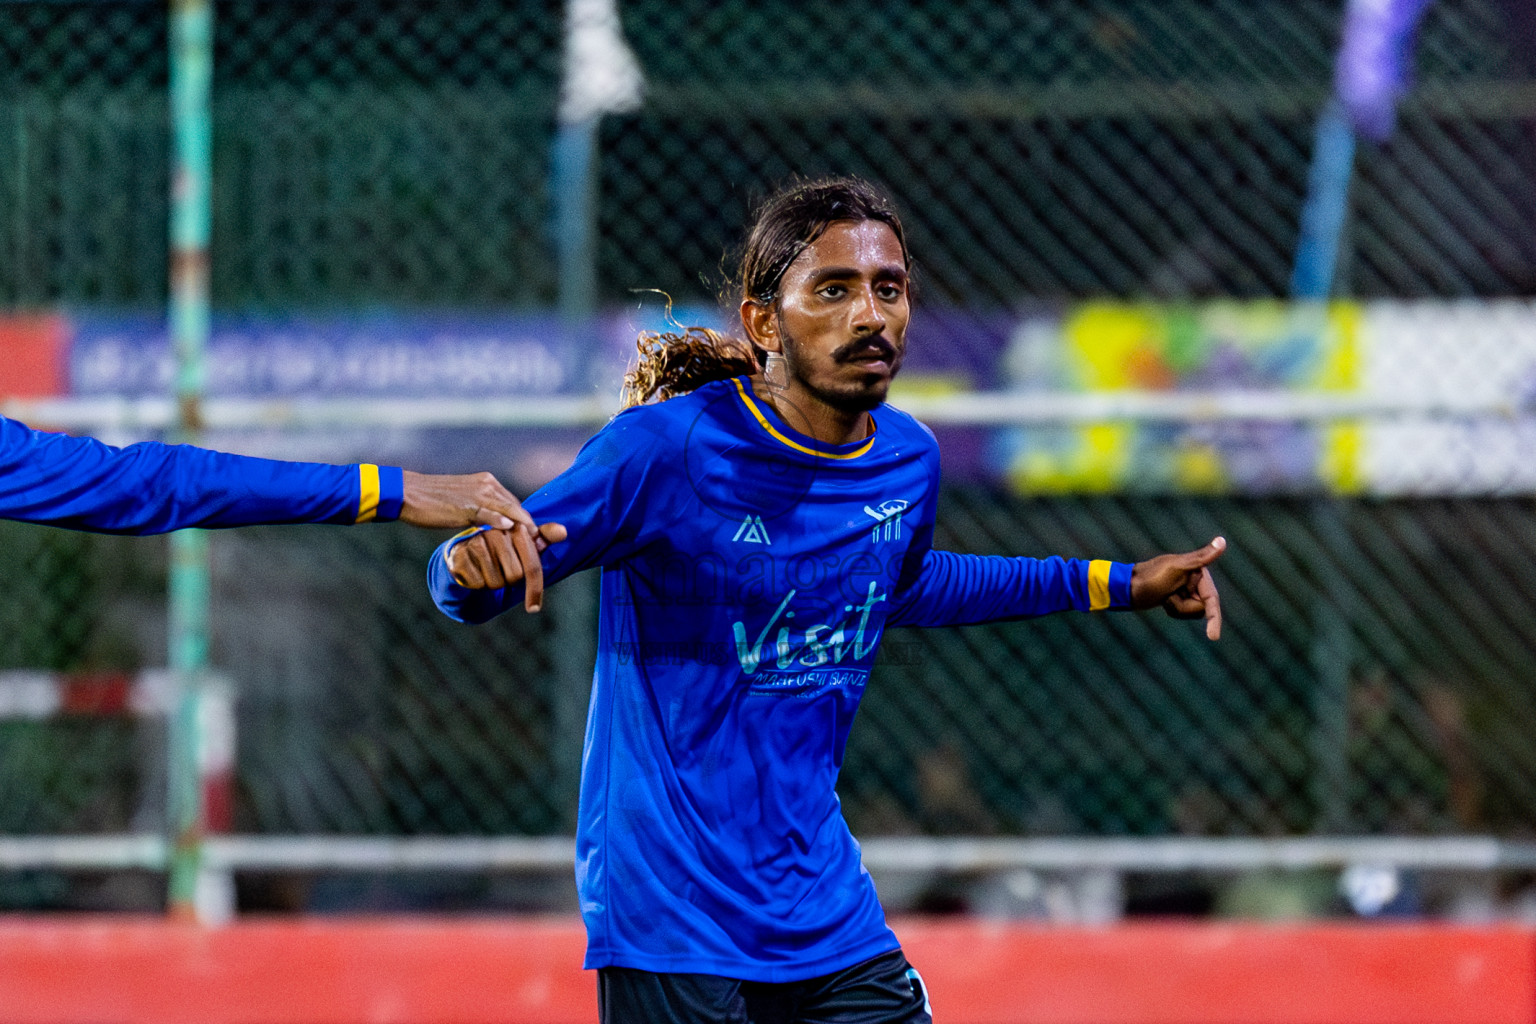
[730,582,886,676]
[863,498,909,543]
[732,514,771,545]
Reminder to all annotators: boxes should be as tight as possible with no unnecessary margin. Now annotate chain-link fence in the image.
[7,493,1530,846]
[4,0,1536,912]
[6,0,1535,307]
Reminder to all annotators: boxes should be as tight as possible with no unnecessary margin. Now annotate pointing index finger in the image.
[1198,566,1222,641]
[512,524,545,613]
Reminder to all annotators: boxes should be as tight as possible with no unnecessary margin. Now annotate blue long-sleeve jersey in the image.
[429,376,1132,982]
[0,415,403,533]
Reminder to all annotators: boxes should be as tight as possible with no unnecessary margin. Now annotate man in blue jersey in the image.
[431,177,1224,1022]
[1,416,558,607]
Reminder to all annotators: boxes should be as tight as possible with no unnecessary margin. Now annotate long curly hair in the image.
[619,324,758,408]
[619,176,909,409]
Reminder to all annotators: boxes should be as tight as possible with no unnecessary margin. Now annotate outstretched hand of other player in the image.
[400,470,543,532]
[446,521,569,612]
[1129,536,1227,640]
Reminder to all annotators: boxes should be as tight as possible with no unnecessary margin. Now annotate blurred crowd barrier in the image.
[3,0,1536,914]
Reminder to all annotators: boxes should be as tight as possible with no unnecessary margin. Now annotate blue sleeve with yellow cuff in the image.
[0,415,402,534]
[886,550,1133,628]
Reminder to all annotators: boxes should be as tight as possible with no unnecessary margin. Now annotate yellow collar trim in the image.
[731,378,877,460]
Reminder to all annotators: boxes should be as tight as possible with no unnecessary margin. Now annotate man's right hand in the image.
[447,521,568,612]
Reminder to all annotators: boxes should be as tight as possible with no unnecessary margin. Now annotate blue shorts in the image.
[596,950,934,1024]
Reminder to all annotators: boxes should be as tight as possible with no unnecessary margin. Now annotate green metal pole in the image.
[166,0,214,922]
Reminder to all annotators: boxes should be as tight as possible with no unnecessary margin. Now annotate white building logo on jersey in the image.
[733,514,771,545]
[863,499,909,543]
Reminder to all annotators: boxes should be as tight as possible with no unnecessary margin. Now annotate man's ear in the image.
[740,299,781,354]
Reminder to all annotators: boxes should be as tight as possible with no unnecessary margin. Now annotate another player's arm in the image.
[887,537,1225,640]
[0,415,544,536]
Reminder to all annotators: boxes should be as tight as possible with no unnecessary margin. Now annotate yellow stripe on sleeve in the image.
[356,463,381,523]
[1087,559,1113,611]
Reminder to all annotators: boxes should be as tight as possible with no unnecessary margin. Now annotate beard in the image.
[779,322,903,415]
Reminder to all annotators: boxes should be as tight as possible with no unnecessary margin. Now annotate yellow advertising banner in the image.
[998,301,1362,494]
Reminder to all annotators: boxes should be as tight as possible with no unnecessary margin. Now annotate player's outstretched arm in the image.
[0,415,559,539]
[0,415,386,533]
[884,534,1223,640]
[1128,536,1226,640]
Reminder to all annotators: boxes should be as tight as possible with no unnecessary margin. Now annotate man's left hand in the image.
[1129,536,1227,640]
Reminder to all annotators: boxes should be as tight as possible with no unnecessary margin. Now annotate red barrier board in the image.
[897,920,1536,1024]
[0,917,1532,1024]
[0,917,593,1024]
[0,315,66,398]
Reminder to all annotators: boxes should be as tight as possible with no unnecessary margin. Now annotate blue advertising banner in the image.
[69,311,584,398]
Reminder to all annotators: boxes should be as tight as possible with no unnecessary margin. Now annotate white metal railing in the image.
[3,389,1532,435]
[7,835,1536,874]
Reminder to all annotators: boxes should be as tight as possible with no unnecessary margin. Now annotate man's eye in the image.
[819,285,846,299]
[877,285,903,300]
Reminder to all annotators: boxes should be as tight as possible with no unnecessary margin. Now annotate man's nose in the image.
[850,286,886,335]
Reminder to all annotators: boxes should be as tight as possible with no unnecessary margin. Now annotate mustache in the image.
[832,336,898,363]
